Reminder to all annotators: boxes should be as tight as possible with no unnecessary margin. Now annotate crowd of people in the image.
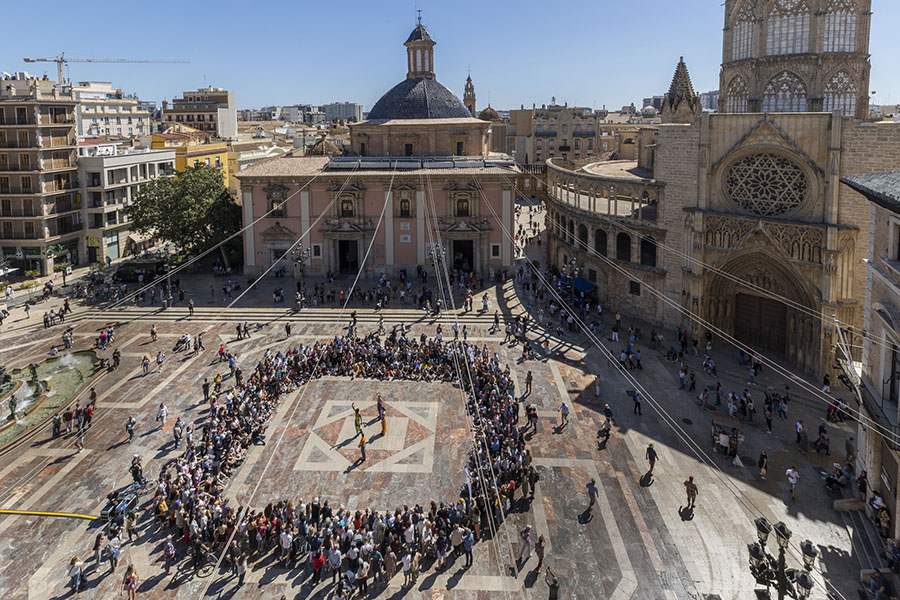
[80,324,545,597]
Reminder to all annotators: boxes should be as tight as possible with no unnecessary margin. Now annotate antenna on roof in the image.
[417,8,422,26]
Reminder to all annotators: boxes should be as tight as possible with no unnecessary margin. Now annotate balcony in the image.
[573,131,596,137]
[0,208,40,218]
[0,140,39,149]
[0,229,42,240]
[0,117,37,126]
[558,145,571,152]
[43,180,78,194]
[0,186,37,195]
[42,136,77,149]
[38,114,75,125]
[534,130,557,137]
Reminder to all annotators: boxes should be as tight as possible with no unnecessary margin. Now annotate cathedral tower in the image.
[719,0,871,118]
[463,75,476,118]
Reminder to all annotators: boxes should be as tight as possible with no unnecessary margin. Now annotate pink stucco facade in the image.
[238,159,517,279]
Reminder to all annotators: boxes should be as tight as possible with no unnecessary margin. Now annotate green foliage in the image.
[88,262,106,274]
[124,165,242,254]
[24,269,40,279]
[53,262,71,273]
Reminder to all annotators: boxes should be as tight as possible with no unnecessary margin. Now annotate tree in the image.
[123,165,242,255]
[54,262,72,286]
[22,269,40,299]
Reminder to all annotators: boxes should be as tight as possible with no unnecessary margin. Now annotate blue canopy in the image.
[560,276,597,293]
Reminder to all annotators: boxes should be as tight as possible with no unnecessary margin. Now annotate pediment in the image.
[712,116,823,176]
[260,221,297,240]
[444,181,482,191]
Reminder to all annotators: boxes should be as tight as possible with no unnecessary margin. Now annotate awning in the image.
[128,231,152,244]
[561,276,597,294]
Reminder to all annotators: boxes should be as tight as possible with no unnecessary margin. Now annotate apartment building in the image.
[323,102,363,123]
[0,72,81,275]
[161,86,237,139]
[72,81,151,138]
[530,104,642,164]
[78,140,175,262]
[150,128,230,186]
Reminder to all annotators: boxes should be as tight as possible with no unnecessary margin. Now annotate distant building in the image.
[323,102,363,123]
[699,90,719,112]
[642,96,664,111]
[150,127,230,186]
[72,81,151,138]
[78,140,175,261]
[161,87,237,139]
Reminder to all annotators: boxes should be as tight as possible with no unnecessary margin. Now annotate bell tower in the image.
[464,74,476,118]
[405,11,436,80]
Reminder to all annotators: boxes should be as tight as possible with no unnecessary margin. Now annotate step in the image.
[836,498,866,512]
[843,509,888,573]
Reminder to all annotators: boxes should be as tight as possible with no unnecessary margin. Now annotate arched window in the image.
[724,76,749,113]
[578,224,588,248]
[399,198,411,217]
[640,238,657,267]
[732,1,755,60]
[595,229,607,256]
[823,70,858,116]
[616,232,631,262]
[824,0,857,53]
[766,0,810,56]
[762,71,808,113]
[456,197,469,217]
[340,197,354,217]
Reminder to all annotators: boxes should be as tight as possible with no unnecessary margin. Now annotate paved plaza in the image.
[0,228,868,600]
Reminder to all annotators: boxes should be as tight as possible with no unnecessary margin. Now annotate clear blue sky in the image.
[2,0,898,111]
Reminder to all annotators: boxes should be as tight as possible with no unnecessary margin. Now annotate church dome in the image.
[641,105,658,117]
[307,136,342,156]
[367,78,471,120]
[478,106,500,121]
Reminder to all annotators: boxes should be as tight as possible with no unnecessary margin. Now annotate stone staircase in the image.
[835,498,897,596]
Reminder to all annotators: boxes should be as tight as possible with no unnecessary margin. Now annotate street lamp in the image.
[747,518,816,600]
[164,243,173,308]
[292,244,312,308]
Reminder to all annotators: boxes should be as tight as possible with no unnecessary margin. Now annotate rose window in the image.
[725,153,808,216]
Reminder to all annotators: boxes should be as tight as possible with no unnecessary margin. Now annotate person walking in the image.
[106,534,121,572]
[155,402,168,428]
[352,403,363,437]
[586,478,599,513]
[518,525,533,563]
[188,299,194,316]
[67,556,86,592]
[125,415,136,444]
[141,355,150,376]
[558,401,570,427]
[535,534,546,573]
[758,450,768,479]
[633,391,643,415]
[646,443,658,474]
[786,466,800,500]
[525,371,533,396]
[683,476,698,508]
[155,350,165,373]
[163,535,176,575]
[359,433,367,463]
[121,564,138,600]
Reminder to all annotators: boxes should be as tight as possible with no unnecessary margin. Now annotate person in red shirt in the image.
[311,550,324,585]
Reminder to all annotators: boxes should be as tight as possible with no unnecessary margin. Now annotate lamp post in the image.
[747,517,816,599]
[164,244,173,308]
[292,244,311,308]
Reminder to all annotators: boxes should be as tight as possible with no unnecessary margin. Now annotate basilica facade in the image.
[238,23,517,280]
[545,0,900,377]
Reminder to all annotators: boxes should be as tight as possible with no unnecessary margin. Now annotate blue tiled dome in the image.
[367,77,471,120]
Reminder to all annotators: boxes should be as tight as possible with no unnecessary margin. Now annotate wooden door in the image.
[735,293,787,352]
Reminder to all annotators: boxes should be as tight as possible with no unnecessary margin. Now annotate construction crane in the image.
[23,53,189,86]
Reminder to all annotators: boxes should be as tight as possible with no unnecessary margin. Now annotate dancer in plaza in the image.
[352,403,363,437]
[121,564,138,599]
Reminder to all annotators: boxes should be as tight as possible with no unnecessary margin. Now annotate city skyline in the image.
[2,0,898,112]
